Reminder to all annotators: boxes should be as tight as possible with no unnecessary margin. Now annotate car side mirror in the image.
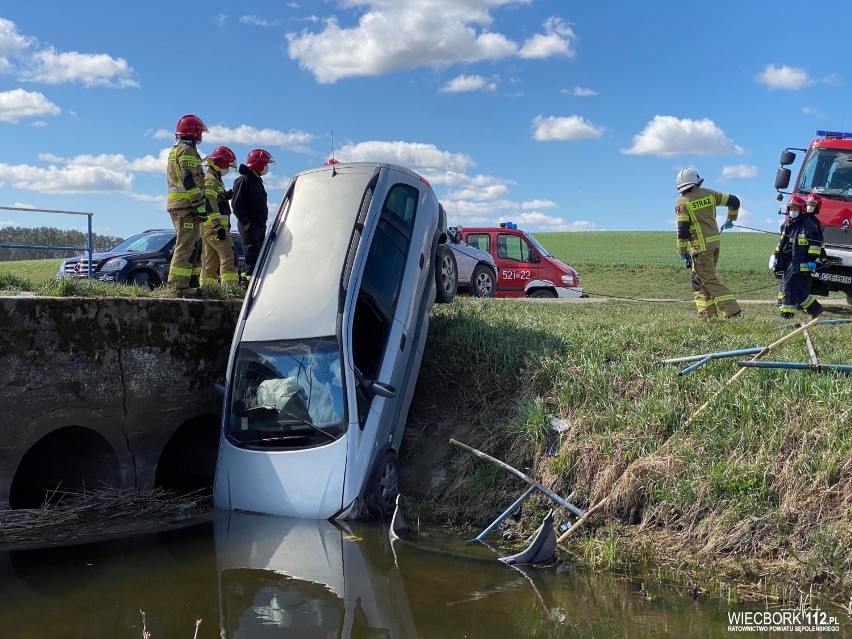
[779,150,796,166]
[775,167,792,190]
[371,381,396,399]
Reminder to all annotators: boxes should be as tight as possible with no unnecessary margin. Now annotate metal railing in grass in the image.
[0,206,94,277]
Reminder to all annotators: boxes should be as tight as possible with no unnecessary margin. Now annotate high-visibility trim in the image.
[694,298,715,309]
[808,245,821,255]
[170,266,192,277]
[801,295,817,309]
[203,214,223,226]
[220,271,239,282]
[714,294,736,303]
[780,304,797,313]
[799,264,812,272]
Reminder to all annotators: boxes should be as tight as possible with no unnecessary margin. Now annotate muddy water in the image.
[0,512,846,638]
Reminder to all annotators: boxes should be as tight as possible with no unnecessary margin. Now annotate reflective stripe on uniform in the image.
[801,295,817,310]
[170,265,193,277]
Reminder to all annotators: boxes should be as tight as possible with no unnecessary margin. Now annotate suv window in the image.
[111,232,174,253]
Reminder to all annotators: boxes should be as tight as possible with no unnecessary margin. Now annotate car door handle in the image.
[400,334,406,351]
[419,253,424,268]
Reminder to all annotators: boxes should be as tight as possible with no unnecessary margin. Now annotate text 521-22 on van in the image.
[214,162,456,520]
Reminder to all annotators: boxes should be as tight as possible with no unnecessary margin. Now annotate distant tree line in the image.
[0,226,124,261]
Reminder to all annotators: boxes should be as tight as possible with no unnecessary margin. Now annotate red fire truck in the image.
[775,130,852,303]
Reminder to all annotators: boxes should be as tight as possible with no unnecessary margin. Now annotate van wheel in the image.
[530,288,556,299]
[435,246,458,303]
[470,265,497,298]
[368,451,401,518]
[129,272,154,289]
[846,291,852,305]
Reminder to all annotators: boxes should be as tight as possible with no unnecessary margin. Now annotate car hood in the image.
[551,257,577,275]
[447,241,495,264]
[66,250,158,263]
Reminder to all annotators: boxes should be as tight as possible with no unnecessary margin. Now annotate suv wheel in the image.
[435,245,457,303]
[470,264,496,298]
[129,271,154,289]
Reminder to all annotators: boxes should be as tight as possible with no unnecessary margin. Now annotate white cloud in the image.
[0,162,132,194]
[561,86,597,96]
[821,73,843,86]
[215,14,228,27]
[440,74,497,93]
[522,198,557,210]
[622,115,743,157]
[286,3,574,83]
[514,212,596,232]
[447,183,511,200]
[153,124,316,153]
[24,48,138,88]
[335,140,476,174]
[802,105,827,118]
[755,64,809,91]
[532,115,603,141]
[0,89,60,122]
[721,164,757,180]
[239,15,282,27]
[518,17,575,59]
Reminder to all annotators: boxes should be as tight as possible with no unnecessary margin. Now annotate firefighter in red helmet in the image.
[166,114,209,296]
[776,193,824,319]
[232,148,275,280]
[200,145,240,287]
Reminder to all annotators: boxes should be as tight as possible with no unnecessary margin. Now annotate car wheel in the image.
[530,288,556,299]
[435,245,458,304]
[368,451,401,517]
[470,264,497,298]
[846,291,852,305]
[129,271,154,289]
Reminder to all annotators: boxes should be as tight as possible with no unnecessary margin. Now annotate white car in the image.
[446,225,498,297]
[214,162,456,520]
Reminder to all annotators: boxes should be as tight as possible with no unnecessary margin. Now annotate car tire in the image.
[367,451,402,517]
[435,245,458,304]
[470,264,497,298]
[530,288,556,299]
[846,291,852,306]
[129,271,154,289]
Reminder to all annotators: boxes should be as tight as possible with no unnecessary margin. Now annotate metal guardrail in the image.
[0,206,94,277]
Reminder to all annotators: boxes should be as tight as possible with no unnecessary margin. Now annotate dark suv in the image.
[56,228,245,288]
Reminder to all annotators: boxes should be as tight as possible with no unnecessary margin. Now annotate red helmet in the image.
[175,114,207,141]
[786,193,807,214]
[805,193,822,215]
[246,149,274,173]
[208,146,237,169]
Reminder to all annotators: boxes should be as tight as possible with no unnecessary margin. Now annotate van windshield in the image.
[525,233,551,257]
[798,148,852,201]
[227,336,346,449]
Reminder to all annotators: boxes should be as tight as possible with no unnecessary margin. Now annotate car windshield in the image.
[525,232,551,257]
[227,336,346,449]
[110,232,174,253]
[797,148,852,201]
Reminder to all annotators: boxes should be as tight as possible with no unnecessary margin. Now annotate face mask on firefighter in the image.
[260,167,269,176]
[806,204,816,214]
[789,208,800,219]
[220,167,229,176]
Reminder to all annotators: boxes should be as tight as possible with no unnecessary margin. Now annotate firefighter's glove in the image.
[215,225,227,242]
[807,261,817,271]
[768,254,777,271]
[720,219,734,231]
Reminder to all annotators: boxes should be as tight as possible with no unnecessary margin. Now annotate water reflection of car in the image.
[213,162,457,520]
[55,228,245,288]
[446,226,498,297]
[214,512,417,638]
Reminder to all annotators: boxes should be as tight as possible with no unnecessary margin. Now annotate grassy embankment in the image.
[407,232,851,608]
[3,233,851,607]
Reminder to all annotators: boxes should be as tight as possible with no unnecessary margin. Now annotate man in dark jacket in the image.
[232,148,274,279]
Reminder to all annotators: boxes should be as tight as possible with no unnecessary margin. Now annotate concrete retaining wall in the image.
[0,296,242,509]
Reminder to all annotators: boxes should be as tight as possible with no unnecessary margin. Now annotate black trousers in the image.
[238,221,266,276]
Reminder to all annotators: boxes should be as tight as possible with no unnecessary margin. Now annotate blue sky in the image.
[0,0,850,241]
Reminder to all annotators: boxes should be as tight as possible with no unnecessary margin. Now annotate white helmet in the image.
[676,167,704,193]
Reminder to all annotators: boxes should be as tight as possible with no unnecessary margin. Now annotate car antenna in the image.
[330,130,338,176]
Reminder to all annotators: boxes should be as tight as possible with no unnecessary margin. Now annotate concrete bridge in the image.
[0,296,242,509]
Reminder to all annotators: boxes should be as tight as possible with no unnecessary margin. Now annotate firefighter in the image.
[674,167,742,318]
[199,145,239,287]
[233,148,274,280]
[166,114,209,296]
[777,193,824,319]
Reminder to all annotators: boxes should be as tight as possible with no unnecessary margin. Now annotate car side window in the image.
[351,183,419,387]
[467,234,490,252]
[497,233,532,262]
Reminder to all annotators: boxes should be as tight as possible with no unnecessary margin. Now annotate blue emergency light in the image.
[816,130,852,139]
[499,221,518,229]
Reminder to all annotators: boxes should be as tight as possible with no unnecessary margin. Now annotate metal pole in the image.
[738,361,852,373]
[661,347,763,365]
[86,213,94,279]
[803,330,819,367]
[678,355,712,376]
[449,438,584,518]
[474,485,536,542]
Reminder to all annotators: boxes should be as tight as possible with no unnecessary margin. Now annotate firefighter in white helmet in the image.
[166,114,209,296]
[200,145,240,287]
[674,167,742,318]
